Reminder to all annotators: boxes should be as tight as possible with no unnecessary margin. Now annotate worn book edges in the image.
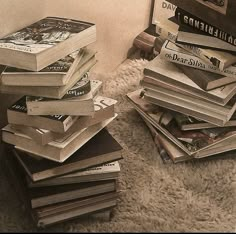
[0,49,97,99]
[127,89,236,158]
[1,49,84,87]
[2,115,117,163]
[0,17,96,71]
[175,63,236,91]
[176,24,236,53]
[11,128,123,182]
[27,161,120,188]
[13,95,117,145]
[166,0,236,38]
[7,96,78,133]
[25,79,102,116]
[143,55,236,106]
[160,40,236,79]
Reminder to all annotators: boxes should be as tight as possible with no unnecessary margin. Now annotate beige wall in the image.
[45,0,152,72]
[0,0,46,155]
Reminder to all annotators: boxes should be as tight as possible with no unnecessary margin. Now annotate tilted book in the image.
[0,17,96,71]
[160,40,236,79]
[0,49,97,99]
[25,79,102,116]
[176,24,236,53]
[174,7,236,47]
[142,82,236,126]
[156,18,236,71]
[166,0,236,38]
[2,115,117,163]
[175,63,236,91]
[27,161,120,188]
[13,95,117,145]
[11,128,123,182]
[0,49,84,87]
[127,89,236,158]
[175,112,236,131]
[7,96,78,133]
[143,55,236,106]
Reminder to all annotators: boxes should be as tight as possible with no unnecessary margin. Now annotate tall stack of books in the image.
[127,0,236,163]
[0,17,123,227]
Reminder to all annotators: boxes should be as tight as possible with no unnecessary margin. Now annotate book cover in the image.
[166,0,236,37]
[0,17,96,71]
[1,49,83,87]
[175,63,236,91]
[160,40,236,79]
[174,7,236,47]
[2,115,118,163]
[12,128,123,182]
[127,89,236,158]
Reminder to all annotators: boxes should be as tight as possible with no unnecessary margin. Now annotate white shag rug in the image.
[0,59,235,232]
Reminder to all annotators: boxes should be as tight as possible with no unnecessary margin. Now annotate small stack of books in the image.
[0,17,123,227]
[127,0,236,163]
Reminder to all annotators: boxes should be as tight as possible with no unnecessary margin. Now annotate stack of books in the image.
[0,17,123,227]
[127,0,236,163]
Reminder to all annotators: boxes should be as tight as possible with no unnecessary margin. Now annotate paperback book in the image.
[0,17,96,71]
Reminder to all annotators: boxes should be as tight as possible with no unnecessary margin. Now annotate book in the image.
[7,96,79,133]
[142,83,236,126]
[2,115,117,163]
[0,49,84,87]
[27,161,120,188]
[25,79,102,116]
[166,0,236,38]
[160,40,236,79]
[11,128,123,182]
[33,193,118,227]
[175,63,236,91]
[176,24,236,53]
[174,7,236,48]
[29,180,117,208]
[174,112,236,131]
[127,89,236,158]
[156,18,236,71]
[143,55,236,106]
[0,49,97,99]
[0,17,96,71]
[13,95,117,145]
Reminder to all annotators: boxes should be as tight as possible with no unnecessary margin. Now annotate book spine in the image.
[160,42,236,79]
[175,7,236,47]
[176,43,227,70]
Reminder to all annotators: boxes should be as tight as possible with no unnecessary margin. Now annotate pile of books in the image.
[0,17,123,227]
[127,0,236,163]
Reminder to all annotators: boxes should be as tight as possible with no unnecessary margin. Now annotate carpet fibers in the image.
[0,59,235,232]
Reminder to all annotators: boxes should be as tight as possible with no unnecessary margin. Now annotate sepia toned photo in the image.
[194,0,228,14]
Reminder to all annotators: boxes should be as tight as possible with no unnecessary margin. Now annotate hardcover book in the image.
[0,49,84,87]
[25,79,102,116]
[7,96,78,133]
[11,128,123,182]
[143,55,236,106]
[2,115,117,162]
[175,63,236,91]
[174,7,236,47]
[160,40,236,79]
[27,161,120,188]
[0,17,96,71]
[0,49,97,99]
[127,89,236,158]
[166,0,236,37]
[13,95,117,145]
